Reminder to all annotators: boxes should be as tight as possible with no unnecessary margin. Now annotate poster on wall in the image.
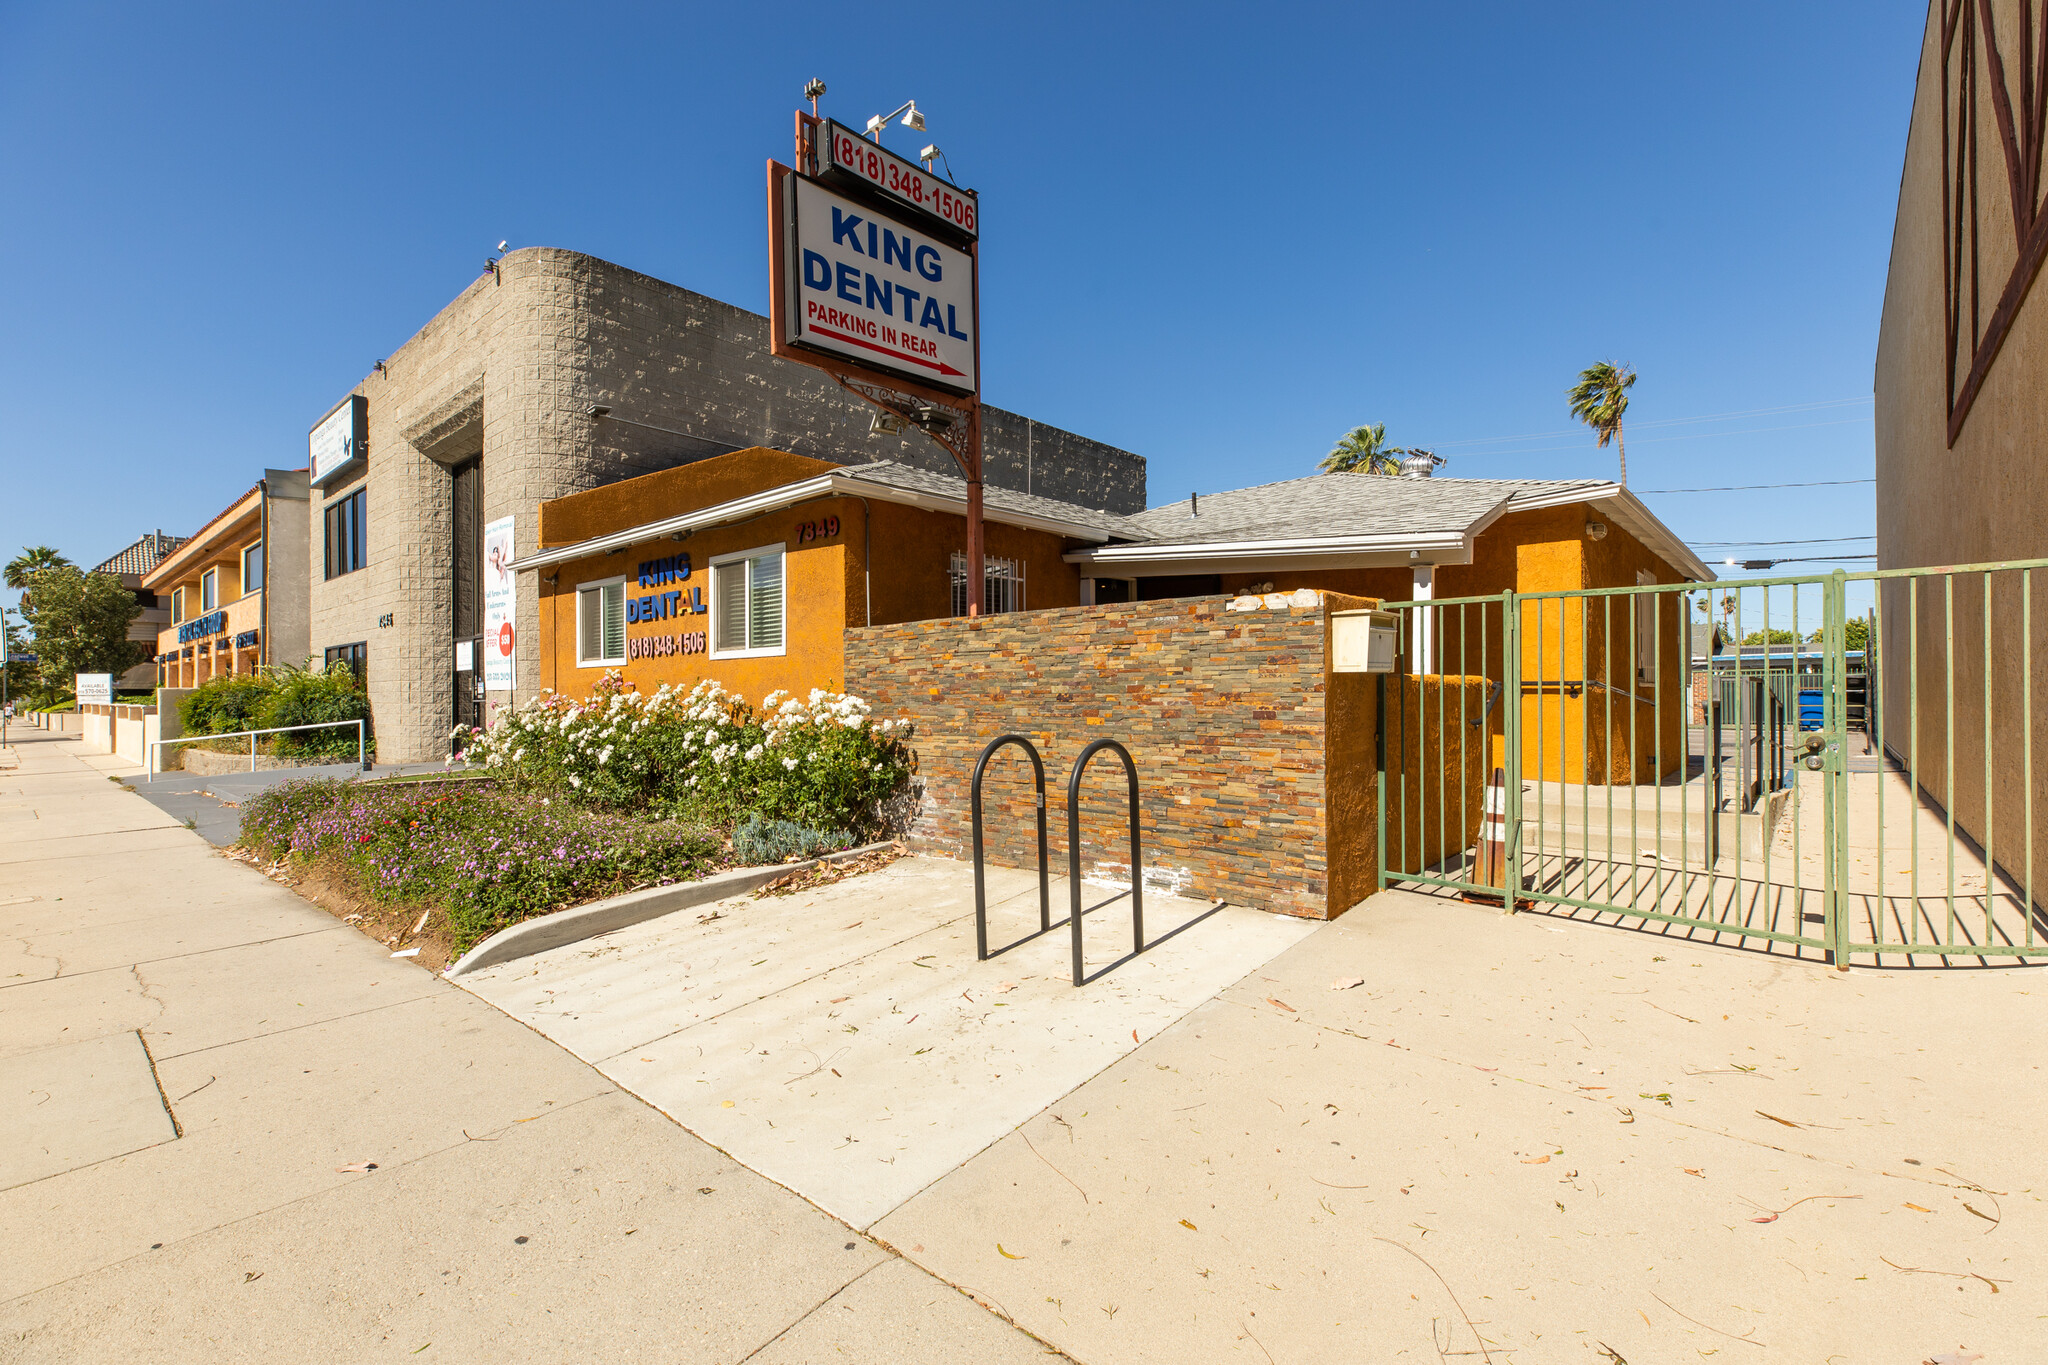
[482,516,516,691]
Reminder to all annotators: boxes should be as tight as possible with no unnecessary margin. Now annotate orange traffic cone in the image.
[1463,766,1518,908]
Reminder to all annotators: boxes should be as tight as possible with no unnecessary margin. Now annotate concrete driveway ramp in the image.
[1,1032,178,1190]
[457,855,1317,1229]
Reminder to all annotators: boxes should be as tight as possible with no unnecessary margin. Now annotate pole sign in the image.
[309,394,368,486]
[817,120,977,240]
[482,516,516,690]
[781,174,978,394]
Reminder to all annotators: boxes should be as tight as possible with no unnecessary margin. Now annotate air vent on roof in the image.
[1399,450,1445,478]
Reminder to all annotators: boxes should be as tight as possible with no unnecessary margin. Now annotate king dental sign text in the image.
[786,174,976,393]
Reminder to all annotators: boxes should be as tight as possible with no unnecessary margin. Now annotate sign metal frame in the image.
[769,108,988,613]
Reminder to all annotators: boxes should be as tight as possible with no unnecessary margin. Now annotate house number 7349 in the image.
[795,515,840,544]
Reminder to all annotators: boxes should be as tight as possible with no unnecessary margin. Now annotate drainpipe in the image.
[256,477,270,667]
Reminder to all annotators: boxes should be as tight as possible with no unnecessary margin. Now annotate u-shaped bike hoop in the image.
[1067,738,1144,987]
[971,734,1051,961]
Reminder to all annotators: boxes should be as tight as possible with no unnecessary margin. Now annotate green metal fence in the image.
[1376,558,2048,966]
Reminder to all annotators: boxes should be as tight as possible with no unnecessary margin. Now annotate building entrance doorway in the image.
[452,456,484,743]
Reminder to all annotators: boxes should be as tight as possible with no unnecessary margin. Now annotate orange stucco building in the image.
[520,450,1711,784]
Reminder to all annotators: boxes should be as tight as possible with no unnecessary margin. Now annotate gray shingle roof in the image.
[93,532,186,579]
[834,461,1148,537]
[1120,475,1615,546]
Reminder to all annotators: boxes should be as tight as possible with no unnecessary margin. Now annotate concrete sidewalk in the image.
[0,729,1061,1363]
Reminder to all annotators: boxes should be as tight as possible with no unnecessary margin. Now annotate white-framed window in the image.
[711,545,786,657]
[170,586,185,624]
[951,552,1026,616]
[200,568,218,612]
[241,542,263,594]
[577,578,626,667]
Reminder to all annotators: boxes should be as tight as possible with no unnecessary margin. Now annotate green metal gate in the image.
[1376,558,2047,966]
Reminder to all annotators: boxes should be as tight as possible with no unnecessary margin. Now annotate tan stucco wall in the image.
[1875,1,2048,884]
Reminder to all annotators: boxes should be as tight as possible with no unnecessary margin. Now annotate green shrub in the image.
[179,675,273,736]
[258,663,373,757]
[734,816,853,865]
[461,675,914,837]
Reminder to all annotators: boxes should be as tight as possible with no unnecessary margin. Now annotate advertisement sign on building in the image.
[481,516,516,690]
[816,120,977,240]
[75,673,113,706]
[309,394,368,486]
[782,174,977,394]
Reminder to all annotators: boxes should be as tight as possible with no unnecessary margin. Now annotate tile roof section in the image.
[1121,475,1614,546]
[832,461,1149,537]
[93,532,188,579]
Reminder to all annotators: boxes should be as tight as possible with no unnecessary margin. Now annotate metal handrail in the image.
[1067,738,1144,987]
[970,734,1051,960]
[146,719,368,781]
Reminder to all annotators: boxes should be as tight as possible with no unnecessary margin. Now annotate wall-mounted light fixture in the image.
[1585,520,1609,540]
[373,359,388,378]
[868,410,906,437]
[587,404,613,419]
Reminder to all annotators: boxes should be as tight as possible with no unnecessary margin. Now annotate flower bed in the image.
[456,675,915,837]
[238,777,722,951]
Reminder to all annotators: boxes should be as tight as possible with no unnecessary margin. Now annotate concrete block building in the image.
[307,247,1145,763]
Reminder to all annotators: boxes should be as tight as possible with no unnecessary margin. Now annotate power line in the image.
[1433,396,1873,450]
[1445,417,1874,460]
[1692,535,1875,546]
[1719,553,1878,567]
[1637,478,1874,493]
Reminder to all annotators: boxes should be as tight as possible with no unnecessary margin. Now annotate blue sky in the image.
[0,2,1921,610]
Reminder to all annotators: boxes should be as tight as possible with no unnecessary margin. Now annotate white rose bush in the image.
[456,671,916,835]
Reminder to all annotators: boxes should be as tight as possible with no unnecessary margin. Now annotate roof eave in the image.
[512,471,1118,572]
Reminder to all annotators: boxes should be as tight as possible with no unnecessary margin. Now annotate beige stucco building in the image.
[144,473,310,687]
[302,247,1145,764]
[1875,1,2048,886]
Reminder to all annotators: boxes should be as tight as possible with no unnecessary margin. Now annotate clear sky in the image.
[0,2,1922,612]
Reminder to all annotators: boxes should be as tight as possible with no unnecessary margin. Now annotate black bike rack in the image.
[969,734,1148,986]
[971,734,1050,961]
[1066,738,1144,987]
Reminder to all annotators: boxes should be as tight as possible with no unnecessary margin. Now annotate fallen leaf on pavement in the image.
[1756,1110,1802,1128]
[1179,1219,1197,1230]
[1267,997,1296,1013]
[1750,1213,1779,1223]
[1132,1029,1139,1043]
[1904,1202,1932,1213]
[244,1271,263,1283]
[1521,1155,1551,1164]
[999,981,1018,992]
[334,1162,378,1173]
[1329,978,1364,990]
[721,1100,735,1108]
[1926,1353,1985,1363]
[830,997,849,1004]
[997,1244,1024,1259]
[1683,1168,1705,1177]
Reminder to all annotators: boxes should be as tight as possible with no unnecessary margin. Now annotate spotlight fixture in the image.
[1584,520,1608,540]
[869,410,907,437]
[865,100,925,138]
[587,404,613,419]
[373,359,387,377]
[669,528,692,542]
[911,403,954,433]
[803,78,826,104]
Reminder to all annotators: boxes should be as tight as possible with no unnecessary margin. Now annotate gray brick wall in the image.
[306,247,1146,763]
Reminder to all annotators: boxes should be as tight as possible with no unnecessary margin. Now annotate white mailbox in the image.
[1329,609,1400,674]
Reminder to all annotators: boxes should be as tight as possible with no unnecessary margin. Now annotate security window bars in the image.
[578,580,626,667]
[323,488,367,580]
[242,542,263,594]
[711,547,785,656]
[951,553,1026,616]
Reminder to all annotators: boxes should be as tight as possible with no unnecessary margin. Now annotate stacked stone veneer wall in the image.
[846,594,1343,918]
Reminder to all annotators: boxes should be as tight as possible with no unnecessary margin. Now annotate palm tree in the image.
[4,546,71,590]
[1320,423,1406,475]
[1567,361,1637,486]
